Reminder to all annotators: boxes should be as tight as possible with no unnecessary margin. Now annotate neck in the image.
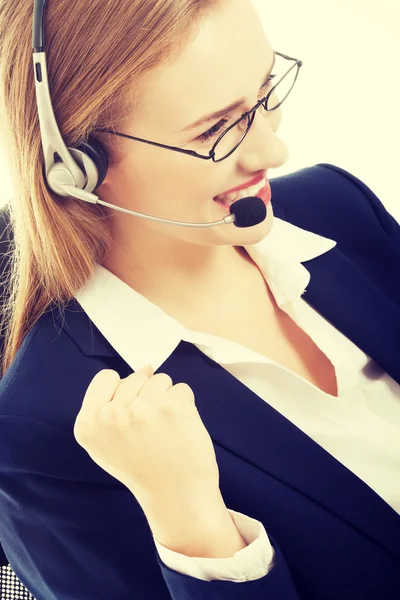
[101,241,253,314]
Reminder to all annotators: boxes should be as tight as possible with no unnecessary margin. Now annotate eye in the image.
[197,73,278,144]
[198,117,231,144]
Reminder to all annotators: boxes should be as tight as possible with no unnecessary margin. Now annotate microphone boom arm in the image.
[60,184,237,227]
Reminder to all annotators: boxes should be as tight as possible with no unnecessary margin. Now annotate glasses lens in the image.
[214,61,299,162]
[267,63,298,111]
[213,116,251,162]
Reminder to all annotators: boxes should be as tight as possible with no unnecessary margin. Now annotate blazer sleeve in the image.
[0,414,300,600]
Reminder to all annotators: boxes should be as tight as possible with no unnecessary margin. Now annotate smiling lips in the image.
[214,171,268,201]
[214,177,268,205]
[214,179,272,211]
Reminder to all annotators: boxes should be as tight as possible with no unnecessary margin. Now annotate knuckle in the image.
[73,413,89,435]
[72,422,83,440]
[171,382,195,401]
[114,407,132,428]
[152,373,173,387]
[73,421,91,443]
[157,402,174,418]
[131,401,150,423]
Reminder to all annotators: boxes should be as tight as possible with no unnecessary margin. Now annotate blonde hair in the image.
[0,0,218,377]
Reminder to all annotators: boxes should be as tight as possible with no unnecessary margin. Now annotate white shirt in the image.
[75,216,400,583]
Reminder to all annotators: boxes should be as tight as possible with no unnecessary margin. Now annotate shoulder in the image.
[271,162,400,247]
[0,298,125,434]
[271,162,376,214]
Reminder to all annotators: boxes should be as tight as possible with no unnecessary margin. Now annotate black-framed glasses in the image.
[96,51,303,163]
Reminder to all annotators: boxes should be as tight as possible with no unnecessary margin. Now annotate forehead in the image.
[133,0,273,138]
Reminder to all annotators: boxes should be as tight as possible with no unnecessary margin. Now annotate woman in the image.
[0,0,399,598]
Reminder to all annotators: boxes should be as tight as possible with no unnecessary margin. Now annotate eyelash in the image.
[198,73,277,143]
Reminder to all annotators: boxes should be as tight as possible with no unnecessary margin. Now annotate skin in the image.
[99,0,289,318]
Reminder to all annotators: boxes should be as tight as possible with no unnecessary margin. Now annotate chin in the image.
[237,202,274,247]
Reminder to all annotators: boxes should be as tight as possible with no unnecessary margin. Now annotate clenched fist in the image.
[73,366,220,510]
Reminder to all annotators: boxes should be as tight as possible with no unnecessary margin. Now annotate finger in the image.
[79,369,121,416]
[136,372,173,398]
[114,372,173,406]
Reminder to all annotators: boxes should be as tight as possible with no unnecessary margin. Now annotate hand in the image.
[73,366,220,509]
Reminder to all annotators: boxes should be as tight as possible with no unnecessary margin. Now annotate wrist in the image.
[143,490,247,558]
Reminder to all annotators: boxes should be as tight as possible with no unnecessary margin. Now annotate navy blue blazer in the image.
[0,163,400,600]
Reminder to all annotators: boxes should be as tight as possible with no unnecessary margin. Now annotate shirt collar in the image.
[74,218,337,371]
[245,216,337,307]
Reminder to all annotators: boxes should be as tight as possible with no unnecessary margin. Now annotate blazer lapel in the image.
[163,335,400,562]
[303,245,400,386]
[179,241,400,560]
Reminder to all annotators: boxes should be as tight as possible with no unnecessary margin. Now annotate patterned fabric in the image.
[0,564,35,599]
[0,207,35,599]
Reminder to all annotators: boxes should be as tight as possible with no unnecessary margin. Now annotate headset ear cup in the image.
[76,137,109,190]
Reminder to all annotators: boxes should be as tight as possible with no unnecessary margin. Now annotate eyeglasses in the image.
[96,51,303,163]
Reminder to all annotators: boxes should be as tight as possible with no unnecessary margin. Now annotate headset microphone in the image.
[59,184,267,228]
[32,0,267,231]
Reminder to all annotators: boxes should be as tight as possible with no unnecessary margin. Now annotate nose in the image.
[237,104,289,170]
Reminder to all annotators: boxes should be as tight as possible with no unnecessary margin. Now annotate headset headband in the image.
[32,0,108,199]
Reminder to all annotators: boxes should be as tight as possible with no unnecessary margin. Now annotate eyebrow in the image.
[179,51,276,134]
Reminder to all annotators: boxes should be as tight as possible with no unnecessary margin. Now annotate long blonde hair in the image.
[0,0,218,377]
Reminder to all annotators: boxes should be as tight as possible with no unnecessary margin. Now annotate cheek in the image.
[119,137,216,206]
[155,160,213,199]
[150,169,211,208]
[271,106,283,130]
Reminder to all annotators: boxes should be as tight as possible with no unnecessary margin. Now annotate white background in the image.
[254,0,400,221]
[0,0,399,221]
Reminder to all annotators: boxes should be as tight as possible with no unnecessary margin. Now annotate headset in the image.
[32,0,266,229]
